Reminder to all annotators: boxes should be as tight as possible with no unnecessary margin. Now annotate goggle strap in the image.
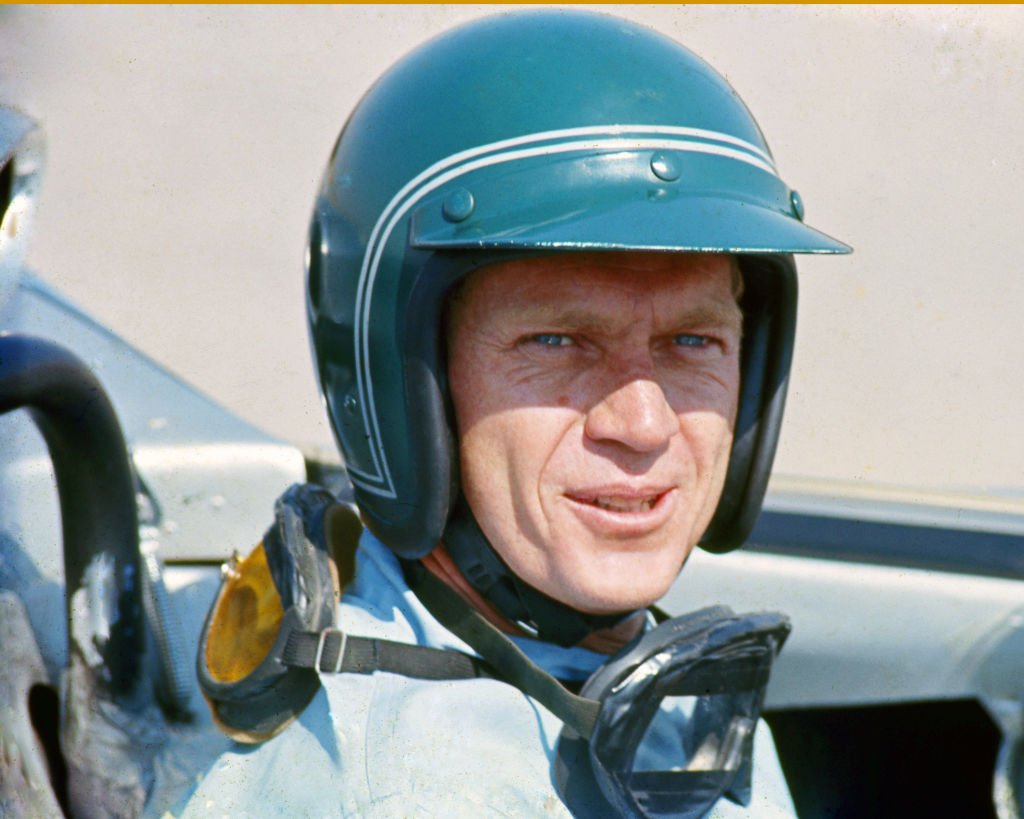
[411,568,602,740]
[282,627,491,682]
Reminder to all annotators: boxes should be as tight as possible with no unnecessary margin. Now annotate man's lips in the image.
[561,486,677,536]
[568,492,664,512]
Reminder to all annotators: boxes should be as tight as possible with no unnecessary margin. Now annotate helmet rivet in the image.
[442,188,475,223]
[650,152,681,182]
[790,190,805,221]
[343,392,358,416]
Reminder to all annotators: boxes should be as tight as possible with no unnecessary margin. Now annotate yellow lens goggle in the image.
[197,485,358,743]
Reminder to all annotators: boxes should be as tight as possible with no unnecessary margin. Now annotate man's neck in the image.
[421,544,645,654]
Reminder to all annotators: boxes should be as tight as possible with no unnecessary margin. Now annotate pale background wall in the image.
[1,5,1021,493]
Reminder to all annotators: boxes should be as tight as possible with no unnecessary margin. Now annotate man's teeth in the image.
[589,496,657,512]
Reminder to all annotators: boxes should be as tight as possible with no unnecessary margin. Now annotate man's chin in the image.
[494,526,695,614]
[544,566,681,616]
[555,540,693,613]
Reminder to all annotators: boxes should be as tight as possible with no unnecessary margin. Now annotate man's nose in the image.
[583,373,678,454]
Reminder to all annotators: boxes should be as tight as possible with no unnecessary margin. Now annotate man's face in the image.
[447,251,742,615]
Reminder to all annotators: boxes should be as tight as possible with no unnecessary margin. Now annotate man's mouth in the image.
[565,487,672,514]
[580,494,661,513]
[562,487,676,537]
[565,487,675,536]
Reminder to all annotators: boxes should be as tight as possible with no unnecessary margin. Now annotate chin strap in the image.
[405,562,603,739]
[441,497,635,647]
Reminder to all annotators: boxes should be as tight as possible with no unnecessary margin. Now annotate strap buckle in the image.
[314,627,347,673]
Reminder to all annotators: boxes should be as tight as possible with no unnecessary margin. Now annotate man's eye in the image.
[531,333,573,347]
[674,334,711,348]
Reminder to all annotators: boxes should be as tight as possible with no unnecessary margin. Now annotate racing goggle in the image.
[552,607,790,818]
[197,484,488,743]
[197,484,342,743]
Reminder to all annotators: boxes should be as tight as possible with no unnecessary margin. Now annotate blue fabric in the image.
[172,531,796,817]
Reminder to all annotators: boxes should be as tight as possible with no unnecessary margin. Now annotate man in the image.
[184,10,848,817]
[444,251,743,620]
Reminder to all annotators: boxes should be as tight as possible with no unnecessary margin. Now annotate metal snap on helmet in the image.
[307,11,849,579]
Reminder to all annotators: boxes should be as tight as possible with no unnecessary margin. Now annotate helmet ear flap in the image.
[387,252,464,556]
[700,256,797,553]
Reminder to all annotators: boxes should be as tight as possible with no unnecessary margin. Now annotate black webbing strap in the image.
[442,496,631,646]
[283,628,491,681]
[411,569,602,740]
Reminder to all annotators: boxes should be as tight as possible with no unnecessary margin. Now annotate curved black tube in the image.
[0,333,142,700]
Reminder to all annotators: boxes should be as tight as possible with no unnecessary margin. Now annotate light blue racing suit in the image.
[173,531,796,817]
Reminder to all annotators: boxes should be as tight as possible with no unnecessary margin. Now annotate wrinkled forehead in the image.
[446,251,742,330]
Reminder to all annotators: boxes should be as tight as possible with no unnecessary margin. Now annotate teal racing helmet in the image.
[307,12,849,580]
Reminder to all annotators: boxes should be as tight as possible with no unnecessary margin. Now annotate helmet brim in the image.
[414,192,850,255]
[409,147,850,256]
